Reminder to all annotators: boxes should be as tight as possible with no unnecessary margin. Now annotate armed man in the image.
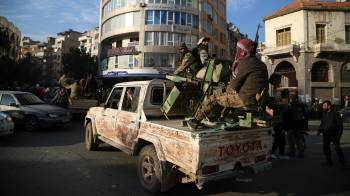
[173,43,199,78]
[187,38,269,129]
[195,37,210,66]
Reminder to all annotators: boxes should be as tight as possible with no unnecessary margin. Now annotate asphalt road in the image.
[0,121,350,196]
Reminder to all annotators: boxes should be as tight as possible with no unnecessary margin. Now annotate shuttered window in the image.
[316,24,326,44]
[276,27,291,47]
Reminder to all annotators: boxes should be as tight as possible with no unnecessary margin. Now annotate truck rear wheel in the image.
[85,122,98,151]
[137,145,161,193]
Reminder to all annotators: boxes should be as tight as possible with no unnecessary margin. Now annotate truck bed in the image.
[149,119,192,132]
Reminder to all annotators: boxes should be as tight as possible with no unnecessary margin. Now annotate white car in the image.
[0,111,14,137]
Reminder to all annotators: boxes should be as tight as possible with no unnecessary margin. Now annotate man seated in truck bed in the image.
[188,38,269,130]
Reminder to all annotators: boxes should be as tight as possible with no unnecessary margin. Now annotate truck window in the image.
[106,87,123,109]
[0,94,16,106]
[150,87,171,105]
[121,87,141,112]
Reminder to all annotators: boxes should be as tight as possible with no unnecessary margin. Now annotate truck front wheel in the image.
[137,145,161,193]
[85,122,98,151]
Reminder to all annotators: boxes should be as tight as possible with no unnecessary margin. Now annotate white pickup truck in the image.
[84,79,273,193]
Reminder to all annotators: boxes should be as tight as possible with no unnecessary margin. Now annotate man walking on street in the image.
[317,101,346,167]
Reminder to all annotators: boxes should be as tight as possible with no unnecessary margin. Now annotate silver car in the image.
[0,91,71,131]
[0,111,14,137]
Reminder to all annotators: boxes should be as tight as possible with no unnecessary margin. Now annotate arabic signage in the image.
[107,46,139,57]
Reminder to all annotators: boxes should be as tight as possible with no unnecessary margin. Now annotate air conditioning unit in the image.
[139,2,146,7]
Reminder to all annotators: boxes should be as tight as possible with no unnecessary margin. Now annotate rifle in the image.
[254,24,261,53]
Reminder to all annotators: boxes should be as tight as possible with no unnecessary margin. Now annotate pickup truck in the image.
[84,79,273,193]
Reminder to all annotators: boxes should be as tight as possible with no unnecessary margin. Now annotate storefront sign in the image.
[107,46,139,57]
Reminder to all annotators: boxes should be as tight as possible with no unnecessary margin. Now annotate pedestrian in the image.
[317,101,346,167]
[187,38,268,130]
[286,95,306,158]
[344,95,349,108]
[270,97,290,159]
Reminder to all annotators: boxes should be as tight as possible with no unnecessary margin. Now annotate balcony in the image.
[313,42,350,57]
[262,44,300,63]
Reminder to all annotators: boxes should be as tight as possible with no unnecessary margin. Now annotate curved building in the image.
[99,0,228,78]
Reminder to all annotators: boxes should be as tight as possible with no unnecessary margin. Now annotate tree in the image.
[0,53,42,87]
[62,47,97,79]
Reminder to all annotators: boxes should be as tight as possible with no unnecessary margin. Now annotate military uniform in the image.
[194,56,268,122]
[174,51,198,77]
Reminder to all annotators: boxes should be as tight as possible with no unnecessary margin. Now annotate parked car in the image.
[0,91,72,131]
[0,111,14,137]
[339,107,350,123]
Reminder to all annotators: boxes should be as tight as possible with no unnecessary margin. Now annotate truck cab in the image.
[85,79,272,193]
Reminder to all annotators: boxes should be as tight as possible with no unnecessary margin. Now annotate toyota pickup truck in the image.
[84,79,273,193]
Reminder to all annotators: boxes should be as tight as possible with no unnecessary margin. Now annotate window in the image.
[186,0,192,8]
[181,13,186,25]
[193,15,199,28]
[151,87,165,105]
[160,32,167,45]
[154,10,161,24]
[145,32,153,45]
[175,12,180,25]
[161,10,167,24]
[106,87,123,109]
[168,33,174,46]
[0,94,16,106]
[346,25,350,44]
[276,27,291,47]
[145,53,179,67]
[316,24,326,44]
[122,87,141,112]
[146,11,153,24]
[186,14,192,26]
[167,11,174,25]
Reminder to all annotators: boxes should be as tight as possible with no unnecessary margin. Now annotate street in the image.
[1,121,350,196]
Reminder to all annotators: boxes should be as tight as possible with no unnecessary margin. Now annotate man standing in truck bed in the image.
[188,38,269,129]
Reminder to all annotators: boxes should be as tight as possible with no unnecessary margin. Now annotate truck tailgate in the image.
[197,128,272,174]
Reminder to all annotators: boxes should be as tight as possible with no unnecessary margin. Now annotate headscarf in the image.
[231,38,256,77]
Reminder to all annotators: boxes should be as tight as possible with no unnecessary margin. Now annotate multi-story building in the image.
[53,29,82,76]
[262,0,350,105]
[20,36,57,84]
[79,27,99,57]
[99,0,228,78]
[0,16,21,60]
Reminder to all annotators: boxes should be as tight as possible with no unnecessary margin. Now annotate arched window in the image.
[274,61,297,87]
[341,63,350,83]
[311,61,332,82]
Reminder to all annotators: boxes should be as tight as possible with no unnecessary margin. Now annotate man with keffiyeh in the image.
[188,38,269,130]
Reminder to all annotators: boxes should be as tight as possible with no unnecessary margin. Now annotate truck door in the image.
[96,87,123,139]
[115,86,142,148]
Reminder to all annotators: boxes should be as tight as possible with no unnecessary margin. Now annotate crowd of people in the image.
[269,90,346,168]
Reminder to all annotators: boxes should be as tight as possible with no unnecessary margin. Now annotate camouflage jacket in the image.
[174,51,197,75]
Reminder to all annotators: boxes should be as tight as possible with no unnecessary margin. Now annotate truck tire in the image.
[85,122,98,151]
[24,116,39,131]
[137,145,161,193]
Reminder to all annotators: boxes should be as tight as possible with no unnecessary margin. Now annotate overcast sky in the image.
[0,0,298,42]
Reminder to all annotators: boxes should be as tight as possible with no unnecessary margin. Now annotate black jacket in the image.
[319,110,343,136]
[229,56,269,106]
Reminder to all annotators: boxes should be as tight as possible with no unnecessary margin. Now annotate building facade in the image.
[99,0,228,78]
[262,0,350,105]
[52,29,82,76]
[79,27,99,57]
[0,16,21,60]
